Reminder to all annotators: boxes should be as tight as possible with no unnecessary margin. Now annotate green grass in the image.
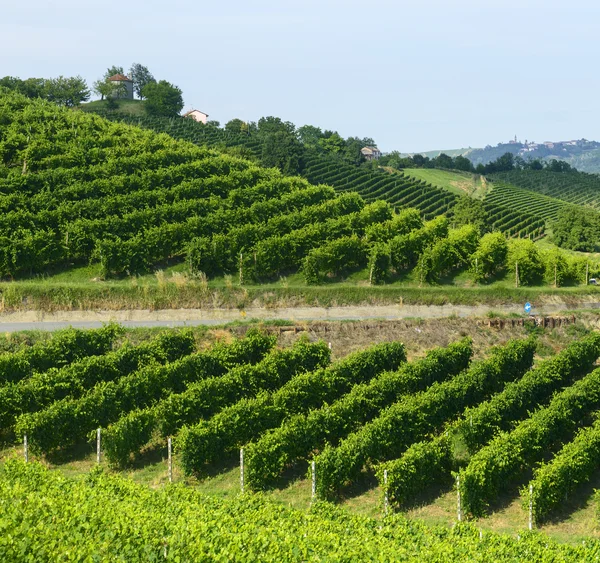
[402,169,491,198]
[79,99,147,116]
[1,266,600,312]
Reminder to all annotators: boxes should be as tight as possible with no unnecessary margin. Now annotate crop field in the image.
[492,169,600,210]
[2,322,600,558]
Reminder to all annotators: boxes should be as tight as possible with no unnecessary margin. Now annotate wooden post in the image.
[24,434,28,463]
[328,342,332,351]
[383,469,389,516]
[554,263,557,288]
[515,261,519,288]
[528,484,533,530]
[457,475,462,522]
[586,261,589,285]
[168,437,173,483]
[96,428,101,464]
[475,257,478,281]
[240,448,245,493]
[239,253,243,285]
[311,460,316,502]
[369,264,374,286]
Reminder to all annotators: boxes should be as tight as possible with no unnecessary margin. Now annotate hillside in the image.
[409,140,600,174]
[4,324,600,553]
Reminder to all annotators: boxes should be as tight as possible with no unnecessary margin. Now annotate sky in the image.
[2,0,599,152]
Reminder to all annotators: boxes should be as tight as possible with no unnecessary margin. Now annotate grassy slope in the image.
[401,168,491,198]
[79,99,147,116]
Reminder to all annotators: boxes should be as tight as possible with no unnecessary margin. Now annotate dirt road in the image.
[0,301,596,331]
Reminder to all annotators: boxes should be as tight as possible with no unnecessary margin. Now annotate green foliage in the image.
[178,341,406,477]
[0,330,195,430]
[552,207,600,252]
[102,339,331,468]
[15,330,275,453]
[0,323,122,385]
[470,232,508,282]
[451,196,489,233]
[378,435,454,508]
[459,333,600,454]
[524,415,600,523]
[460,367,600,517]
[243,338,471,490]
[302,235,367,284]
[128,63,155,99]
[313,338,535,500]
[417,225,479,284]
[507,238,544,285]
[368,243,391,284]
[142,80,184,117]
[2,460,597,561]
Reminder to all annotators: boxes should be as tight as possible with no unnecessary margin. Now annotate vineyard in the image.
[93,108,560,242]
[3,324,600,550]
[492,169,600,210]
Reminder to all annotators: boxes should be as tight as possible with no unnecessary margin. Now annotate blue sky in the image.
[2,0,598,152]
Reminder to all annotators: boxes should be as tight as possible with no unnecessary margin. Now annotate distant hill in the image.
[406,140,600,174]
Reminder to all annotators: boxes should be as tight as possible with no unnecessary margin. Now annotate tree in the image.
[128,63,155,99]
[260,130,304,175]
[432,153,453,169]
[103,66,124,80]
[552,207,600,252]
[318,132,345,154]
[297,125,323,147]
[257,116,295,136]
[44,76,90,107]
[453,155,474,172]
[225,118,247,134]
[142,80,184,117]
[451,196,489,233]
[93,79,126,107]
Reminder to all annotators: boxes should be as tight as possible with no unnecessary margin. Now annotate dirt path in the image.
[0,301,596,331]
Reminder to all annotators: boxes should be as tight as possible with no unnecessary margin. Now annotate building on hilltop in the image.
[183,109,209,124]
[361,146,382,161]
[108,74,134,100]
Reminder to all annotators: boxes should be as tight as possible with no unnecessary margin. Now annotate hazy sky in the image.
[2,0,598,152]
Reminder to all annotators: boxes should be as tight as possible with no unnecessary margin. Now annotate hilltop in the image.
[407,139,600,174]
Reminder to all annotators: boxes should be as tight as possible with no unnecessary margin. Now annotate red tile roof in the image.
[108,74,132,82]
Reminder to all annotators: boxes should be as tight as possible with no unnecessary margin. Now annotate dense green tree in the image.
[542,247,571,287]
[453,155,474,172]
[432,153,453,169]
[257,116,295,136]
[103,66,124,80]
[297,125,323,147]
[0,77,46,98]
[552,207,600,252]
[128,63,155,99]
[319,133,345,154]
[225,118,247,134]
[142,80,184,117]
[44,76,90,107]
[260,130,304,175]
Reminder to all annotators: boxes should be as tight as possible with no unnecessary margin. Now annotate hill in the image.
[409,140,600,174]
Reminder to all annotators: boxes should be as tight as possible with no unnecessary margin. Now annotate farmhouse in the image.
[361,146,382,161]
[108,74,134,100]
[183,109,209,124]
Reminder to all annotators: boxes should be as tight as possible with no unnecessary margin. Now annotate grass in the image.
[3,442,598,545]
[1,261,600,312]
[402,169,491,198]
[79,99,146,116]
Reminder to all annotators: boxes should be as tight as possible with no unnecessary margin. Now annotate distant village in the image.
[500,136,599,154]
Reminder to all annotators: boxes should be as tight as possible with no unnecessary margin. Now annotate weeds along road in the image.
[0,302,596,331]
